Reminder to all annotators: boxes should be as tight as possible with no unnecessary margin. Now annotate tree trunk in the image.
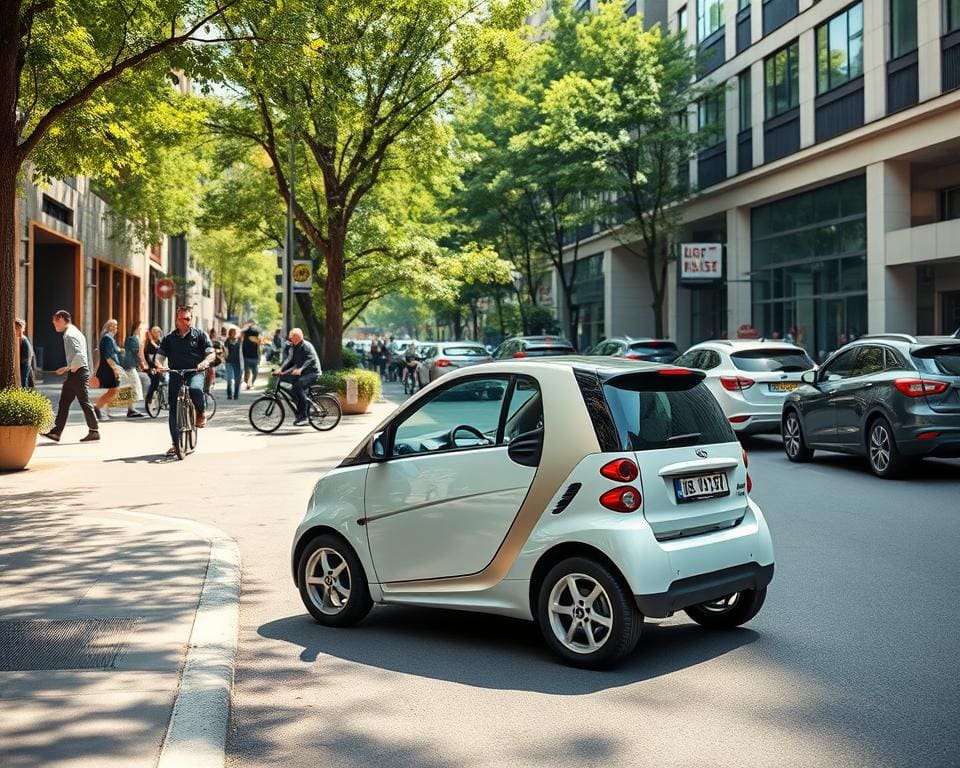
[323,223,345,371]
[295,291,323,349]
[0,162,17,389]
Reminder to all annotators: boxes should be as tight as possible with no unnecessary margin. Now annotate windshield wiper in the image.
[667,432,701,445]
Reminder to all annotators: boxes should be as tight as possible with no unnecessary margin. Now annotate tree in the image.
[0,0,251,388]
[208,0,529,371]
[541,0,719,336]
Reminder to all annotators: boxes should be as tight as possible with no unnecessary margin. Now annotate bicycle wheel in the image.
[176,399,192,459]
[309,394,342,431]
[249,396,285,433]
[146,392,161,418]
[186,402,197,452]
[204,392,217,421]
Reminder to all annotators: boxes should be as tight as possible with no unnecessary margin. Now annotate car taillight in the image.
[729,415,750,423]
[742,448,752,494]
[893,378,949,397]
[600,458,639,482]
[720,376,755,391]
[658,367,690,376]
[599,486,642,513]
[512,351,527,358]
[625,353,643,360]
[435,359,453,367]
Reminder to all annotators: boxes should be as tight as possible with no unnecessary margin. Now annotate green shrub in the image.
[316,368,381,402]
[341,345,361,369]
[0,388,54,430]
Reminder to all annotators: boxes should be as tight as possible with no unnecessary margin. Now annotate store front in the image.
[750,175,867,362]
[569,253,604,351]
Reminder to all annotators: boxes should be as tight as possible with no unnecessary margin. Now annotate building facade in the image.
[561,0,960,361]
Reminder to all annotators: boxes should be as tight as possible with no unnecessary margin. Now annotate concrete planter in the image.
[0,425,40,471]
[340,397,371,415]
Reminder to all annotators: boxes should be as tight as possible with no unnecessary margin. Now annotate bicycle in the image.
[166,368,202,460]
[249,375,342,433]
[402,358,423,395]
[146,371,216,421]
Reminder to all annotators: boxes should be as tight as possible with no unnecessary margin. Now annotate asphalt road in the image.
[131,380,959,768]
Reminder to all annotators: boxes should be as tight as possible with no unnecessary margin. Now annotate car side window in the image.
[883,348,906,371]
[392,377,509,457]
[820,348,859,381]
[675,350,701,368]
[701,350,721,370]
[503,377,543,443]
[851,346,885,378]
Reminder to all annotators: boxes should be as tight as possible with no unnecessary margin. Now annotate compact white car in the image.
[291,358,775,668]
[674,340,816,436]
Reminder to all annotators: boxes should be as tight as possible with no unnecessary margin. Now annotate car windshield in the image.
[730,348,813,373]
[442,346,487,357]
[912,345,960,376]
[628,342,678,355]
[602,381,734,451]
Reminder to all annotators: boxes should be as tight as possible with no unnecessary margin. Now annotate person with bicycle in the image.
[154,306,215,456]
[277,327,321,427]
[402,343,421,393]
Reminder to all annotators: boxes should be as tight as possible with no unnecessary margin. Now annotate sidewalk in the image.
[0,376,399,768]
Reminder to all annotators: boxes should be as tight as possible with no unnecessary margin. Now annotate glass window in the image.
[739,69,752,132]
[816,3,864,94]
[697,0,724,41]
[702,350,722,369]
[850,346,885,377]
[739,0,750,8]
[678,5,688,33]
[602,381,735,451]
[942,186,960,221]
[698,91,725,145]
[674,349,702,367]
[731,348,814,372]
[949,0,960,33]
[626,0,638,17]
[764,40,800,118]
[890,0,917,58]
[820,348,859,380]
[503,377,543,442]
[393,376,509,455]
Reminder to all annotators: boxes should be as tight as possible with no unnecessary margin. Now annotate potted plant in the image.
[315,369,381,415]
[0,388,54,471]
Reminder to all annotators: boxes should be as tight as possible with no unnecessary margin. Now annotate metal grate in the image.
[0,618,140,671]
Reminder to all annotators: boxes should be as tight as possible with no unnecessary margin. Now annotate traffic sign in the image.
[155,277,175,300]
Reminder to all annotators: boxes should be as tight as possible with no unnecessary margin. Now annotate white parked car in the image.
[416,340,492,386]
[674,340,816,436]
[291,358,775,668]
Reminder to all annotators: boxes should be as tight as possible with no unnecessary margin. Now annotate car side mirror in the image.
[507,428,543,467]
[368,431,386,461]
[801,370,817,386]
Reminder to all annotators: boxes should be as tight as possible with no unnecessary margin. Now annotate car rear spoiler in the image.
[912,342,960,358]
[603,367,705,392]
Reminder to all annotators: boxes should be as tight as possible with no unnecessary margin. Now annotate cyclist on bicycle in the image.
[277,327,321,426]
[154,306,216,456]
[402,343,421,392]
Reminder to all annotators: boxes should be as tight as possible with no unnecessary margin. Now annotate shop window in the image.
[816,3,864,95]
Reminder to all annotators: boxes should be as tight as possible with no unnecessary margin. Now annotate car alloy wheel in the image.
[782,411,813,462]
[304,547,353,616]
[547,573,614,654]
[869,422,891,473]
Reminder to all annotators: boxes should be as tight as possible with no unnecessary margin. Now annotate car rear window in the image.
[602,381,735,451]
[442,346,487,357]
[628,341,678,355]
[731,348,813,372]
[912,345,960,376]
[525,346,575,356]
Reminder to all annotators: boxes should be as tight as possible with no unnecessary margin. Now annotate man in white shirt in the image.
[41,309,100,442]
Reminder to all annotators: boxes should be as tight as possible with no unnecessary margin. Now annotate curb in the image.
[118,510,240,768]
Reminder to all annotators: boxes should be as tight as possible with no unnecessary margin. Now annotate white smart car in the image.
[674,340,816,436]
[291,358,775,668]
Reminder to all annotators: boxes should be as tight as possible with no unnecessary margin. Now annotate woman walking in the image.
[121,321,147,418]
[94,319,124,420]
[224,327,242,399]
[15,318,35,388]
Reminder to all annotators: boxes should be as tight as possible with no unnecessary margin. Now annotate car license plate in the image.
[768,382,798,392]
[674,472,729,503]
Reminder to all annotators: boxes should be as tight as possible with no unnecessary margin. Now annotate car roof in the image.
[691,339,807,352]
[467,355,674,374]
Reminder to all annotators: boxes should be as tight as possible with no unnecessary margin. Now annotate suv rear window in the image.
[442,346,487,357]
[912,345,960,376]
[731,348,813,372]
[602,381,735,451]
[525,346,575,356]
[628,341,678,355]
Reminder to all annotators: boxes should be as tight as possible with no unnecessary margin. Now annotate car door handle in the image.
[863,382,873,388]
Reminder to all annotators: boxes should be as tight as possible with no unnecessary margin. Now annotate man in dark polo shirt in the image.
[154,306,215,456]
[241,319,262,391]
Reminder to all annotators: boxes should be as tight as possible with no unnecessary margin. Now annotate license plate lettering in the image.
[768,382,798,392]
[674,471,730,503]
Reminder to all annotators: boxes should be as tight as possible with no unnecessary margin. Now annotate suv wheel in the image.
[782,410,814,462]
[684,587,767,629]
[867,417,907,479]
[537,557,641,669]
[297,534,373,626]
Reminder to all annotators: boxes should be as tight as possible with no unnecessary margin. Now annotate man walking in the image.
[41,310,100,443]
[154,306,215,457]
[277,328,321,426]
[241,319,262,391]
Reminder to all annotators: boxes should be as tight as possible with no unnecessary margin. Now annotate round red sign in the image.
[155,277,175,300]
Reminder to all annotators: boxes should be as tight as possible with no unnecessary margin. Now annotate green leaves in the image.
[0,388,55,430]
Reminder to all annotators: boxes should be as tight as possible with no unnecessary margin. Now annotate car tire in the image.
[782,410,814,462]
[297,534,373,627]
[866,416,907,479]
[684,587,766,629]
[537,557,641,669]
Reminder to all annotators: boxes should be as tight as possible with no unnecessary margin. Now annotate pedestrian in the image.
[14,318,35,388]
[121,321,147,418]
[40,310,99,442]
[93,319,124,420]
[369,339,382,378]
[224,327,242,399]
[204,328,225,395]
[241,319,262,390]
[144,325,164,408]
[153,306,216,456]
[276,327,321,426]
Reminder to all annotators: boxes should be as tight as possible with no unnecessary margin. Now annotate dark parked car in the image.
[491,336,576,359]
[781,334,960,477]
[587,336,680,363]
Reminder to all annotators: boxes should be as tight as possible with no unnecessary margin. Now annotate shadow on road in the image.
[257,607,758,694]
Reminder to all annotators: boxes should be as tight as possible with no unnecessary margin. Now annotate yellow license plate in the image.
[768,382,798,392]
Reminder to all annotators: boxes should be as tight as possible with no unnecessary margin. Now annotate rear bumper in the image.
[730,415,781,435]
[894,414,960,458]
[635,562,775,618]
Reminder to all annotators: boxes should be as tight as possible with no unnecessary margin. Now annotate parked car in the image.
[291,358,774,668]
[675,340,816,436]
[782,334,960,477]
[587,337,680,363]
[491,335,576,359]
[416,341,492,386]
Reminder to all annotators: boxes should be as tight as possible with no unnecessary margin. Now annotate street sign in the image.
[292,260,313,293]
[680,243,723,280]
[155,277,175,300]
